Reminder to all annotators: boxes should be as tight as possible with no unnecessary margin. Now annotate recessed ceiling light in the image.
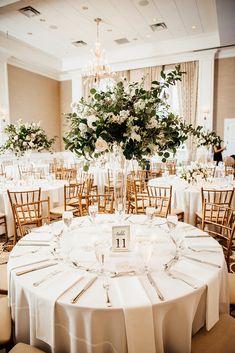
[107,29,112,32]
[40,18,46,22]
[49,25,58,30]
[152,18,157,22]
[133,38,138,41]
[146,34,151,38]
[82,6,88,10]
[192,25,196,29]
[27,32,33,35]
[138,0,149,6]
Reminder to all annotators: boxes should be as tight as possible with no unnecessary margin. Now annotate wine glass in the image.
[166,215,178,233]
[146,207,155,227]
[137,239,153,272]
[62,211,73,232]
[89,205,98,224]
[94,240,110,275]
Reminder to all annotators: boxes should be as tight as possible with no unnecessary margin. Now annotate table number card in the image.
[112,225,130,252]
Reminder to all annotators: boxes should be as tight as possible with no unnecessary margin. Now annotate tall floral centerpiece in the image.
[64,66,221,213]
[0,120,56,158]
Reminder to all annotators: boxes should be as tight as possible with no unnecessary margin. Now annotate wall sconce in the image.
[202,109,209,128]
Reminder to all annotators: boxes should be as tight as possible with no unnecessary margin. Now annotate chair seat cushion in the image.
[0,296,11,345]
[9,343,46,353]
[191,313,235,353]
[50,205,75,215]
[0,212,6,218]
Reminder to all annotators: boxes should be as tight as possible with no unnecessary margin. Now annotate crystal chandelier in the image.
[82,18,115,84]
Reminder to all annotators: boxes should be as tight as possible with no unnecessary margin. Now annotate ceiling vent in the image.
[18,6,41,18]
[114,38,129,45]
[150,22,167,32]
[72,40,87,47]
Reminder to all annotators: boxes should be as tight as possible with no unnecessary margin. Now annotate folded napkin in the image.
[186,237,221,250]
[114,276,156,353]
[35,269,83,348]
[173,258,222,330]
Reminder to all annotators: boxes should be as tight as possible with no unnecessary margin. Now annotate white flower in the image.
[134,100,145,111]
[29,141,34,147]
[14,136,18,141]
[79,123,87,134]
[23,142,27,146]
[130,131,141,142]
[95,137,108,152]
[87,115,98,130]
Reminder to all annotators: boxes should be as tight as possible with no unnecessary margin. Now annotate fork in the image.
[166,272,198,289]
[164,254,179,271]
[103,282,112,307]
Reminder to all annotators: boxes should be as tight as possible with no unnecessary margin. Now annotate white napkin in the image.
[35,269,83,347]
[114,276,156,353]
[173,258,221,330]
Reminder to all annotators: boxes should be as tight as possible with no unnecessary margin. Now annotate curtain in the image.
[177,61,199,160]
[129,65,162,88]
[115,70,130,81]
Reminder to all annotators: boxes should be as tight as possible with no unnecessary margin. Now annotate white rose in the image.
[87,115,98,130]
[95,137,108,152]
[14,136,18,140]
[23,142,27,146]
[130,131,141,142]
[29,141,34,147]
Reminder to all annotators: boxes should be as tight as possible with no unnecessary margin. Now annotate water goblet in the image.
[137,239,153,273]
[89,205,98,224]
[62,211,73,232]
[94,240,110,275]
[146,207,155,227]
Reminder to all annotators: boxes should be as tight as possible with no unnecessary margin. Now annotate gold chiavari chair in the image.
[147,185,184,221]
[195,187,234,227]
[104,169,123,194]
[50,182,85,219]
[0,164,6,178]
[7,188,41,244]
[82,194,114,215]
[126,177,148,214]
[55,167,77,182]
[13,198,50,239]
[201,201,235,270]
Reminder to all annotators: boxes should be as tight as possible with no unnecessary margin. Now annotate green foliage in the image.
[0,120,56,157]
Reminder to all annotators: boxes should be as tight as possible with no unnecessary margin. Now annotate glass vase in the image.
[111,145,128,221]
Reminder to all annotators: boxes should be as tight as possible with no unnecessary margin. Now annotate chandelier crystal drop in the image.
[82,18,116,84]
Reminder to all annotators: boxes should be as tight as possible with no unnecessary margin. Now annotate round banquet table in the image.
[8,215,229,353]
[0,179,66,237]
[148,176,235,225]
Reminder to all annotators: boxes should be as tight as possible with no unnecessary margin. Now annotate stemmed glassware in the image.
[94,240,110,275]
[62,211,73,232]
[146,207,155,227]
[89,205,98,224]
[137,239,153,273]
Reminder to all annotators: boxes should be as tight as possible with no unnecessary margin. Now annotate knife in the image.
[16,262,57,276]
[185,235,211,238]
[146,272,165,301]
[182,255,221,268]
[17,243,50,246]
[71,276,97,304]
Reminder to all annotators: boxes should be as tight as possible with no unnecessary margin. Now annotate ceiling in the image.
[0,0,234,77]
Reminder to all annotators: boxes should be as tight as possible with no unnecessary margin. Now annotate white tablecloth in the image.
[149,176,235,224]
[8,215,229,353]
[0,180,66,237]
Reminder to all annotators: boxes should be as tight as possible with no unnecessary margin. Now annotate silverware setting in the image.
[188,246,221,253]
[184,235,211,239]
[103,282,112,307]
[146,272,165,301]
[164,255,179,271]
[71,276,97,304]
[17,242,50,247]
[182,255,221,268]
[166,272,198,289]
[72,261,96,273]
[110,270,136,278]
[33,269,63,287]
[16,262,57,276]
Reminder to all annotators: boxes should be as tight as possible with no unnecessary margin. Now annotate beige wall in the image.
[214,57,235,138]
[7,64,61,150]
[60,80,72,150]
